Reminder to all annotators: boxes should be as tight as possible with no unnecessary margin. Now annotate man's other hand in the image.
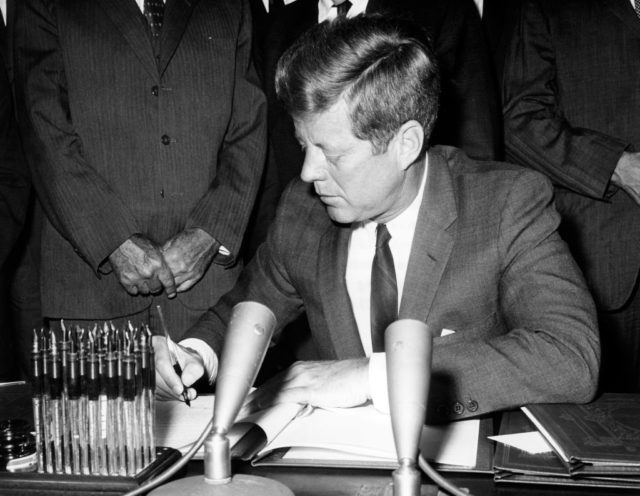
[109,234,177,298]
[153,335,204,401]
[162,228,218,293]
[244,359,370,413]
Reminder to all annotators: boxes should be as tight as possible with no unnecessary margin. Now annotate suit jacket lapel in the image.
[318,222,364,359]
[399,149,457,324]
[602,0,640,38]
[96,0,158,78]
[158,0,197,76]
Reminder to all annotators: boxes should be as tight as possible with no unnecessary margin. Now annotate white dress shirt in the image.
[260,0,367,19]
[318,0,368,23]
[0,0,6,25]
[347,158,428,410]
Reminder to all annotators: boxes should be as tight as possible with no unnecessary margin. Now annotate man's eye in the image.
[325,154,340,164]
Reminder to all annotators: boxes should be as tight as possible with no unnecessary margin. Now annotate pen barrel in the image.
[41,348,54,474]
[139,344,150,467]
[67,352,81,474]
[106,355,119,475]
[87,355,101,474]
[123,357,138,475]
[50,399,63,474]
[97,353,108,476]
[60,341,72,475]
[68,399,82,474]
[134,350,144,472]
[88,399,100,474]
[147,342,156,462]
[123,400,137,476]
[31,396,45,473]
[49,353,64,474]
[31,350,45,473]
[78,351,90,475]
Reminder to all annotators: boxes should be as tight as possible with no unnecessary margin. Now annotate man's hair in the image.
[275,14,440,154]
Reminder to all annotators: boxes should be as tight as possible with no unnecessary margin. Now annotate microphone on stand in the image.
[149,301,294,496]
[384,321,473,496]
[384,319,433,496]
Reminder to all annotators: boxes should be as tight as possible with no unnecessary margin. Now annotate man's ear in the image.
[394,120,424,171]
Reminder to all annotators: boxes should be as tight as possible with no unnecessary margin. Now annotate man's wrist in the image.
[368,353,390,414]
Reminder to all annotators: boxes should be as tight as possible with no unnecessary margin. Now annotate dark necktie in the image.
[144,0,164,38]
[336,0,352,17]
[370,224,398,352]
[636,0,640,19]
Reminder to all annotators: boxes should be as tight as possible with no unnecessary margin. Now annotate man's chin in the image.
[325,206,356,224]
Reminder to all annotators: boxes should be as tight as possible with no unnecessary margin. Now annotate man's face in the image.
[295,99,408,224]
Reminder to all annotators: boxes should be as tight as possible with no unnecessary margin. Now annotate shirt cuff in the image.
[179,337,218,384]
[369,352,390,414]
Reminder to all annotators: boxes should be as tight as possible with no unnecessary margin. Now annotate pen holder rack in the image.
[31,323,156,477]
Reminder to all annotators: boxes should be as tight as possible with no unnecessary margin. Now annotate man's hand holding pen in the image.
[153,335,203,403]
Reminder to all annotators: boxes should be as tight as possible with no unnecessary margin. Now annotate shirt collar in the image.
[261,0,368,15]
[261,0,301,14]
[385,156,428,240]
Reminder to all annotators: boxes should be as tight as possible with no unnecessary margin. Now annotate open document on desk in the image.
[155,395,494,472]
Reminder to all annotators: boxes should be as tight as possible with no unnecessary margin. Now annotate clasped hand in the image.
[109,228,217,297]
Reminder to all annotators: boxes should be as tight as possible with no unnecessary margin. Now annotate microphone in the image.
[385,319,433,496]
[149,301,294,496]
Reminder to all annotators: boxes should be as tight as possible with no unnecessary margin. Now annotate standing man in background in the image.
[503,0,640,392]
[14,0,267,336]
[0,0,30,380]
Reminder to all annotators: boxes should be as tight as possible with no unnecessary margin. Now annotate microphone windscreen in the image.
[213,301,276,433]
[385,319,433,461]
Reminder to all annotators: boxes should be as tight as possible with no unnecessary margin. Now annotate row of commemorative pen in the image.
[31,322,156,476]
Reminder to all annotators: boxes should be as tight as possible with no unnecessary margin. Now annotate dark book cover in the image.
[493,410,640,489]
[521,394,640,476]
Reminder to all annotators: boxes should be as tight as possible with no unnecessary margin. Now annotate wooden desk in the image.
[0,382,636,496]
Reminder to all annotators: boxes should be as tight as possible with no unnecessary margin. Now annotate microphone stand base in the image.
[383,482,441,496]
[148,473,294,496]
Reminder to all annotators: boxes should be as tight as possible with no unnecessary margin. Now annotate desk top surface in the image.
[0,382,636,496]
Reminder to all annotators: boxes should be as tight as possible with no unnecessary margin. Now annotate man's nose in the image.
[300,149,326,183]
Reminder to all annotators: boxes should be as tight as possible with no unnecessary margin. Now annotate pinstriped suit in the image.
[0,18,28,270]
[503,0,640,391]
[186,146,600,420]
[14,0,267,329]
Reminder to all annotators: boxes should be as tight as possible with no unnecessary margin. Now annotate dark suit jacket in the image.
[14,0,267,319]
[503,0,640,312]
[256,0,501,200]
[187,146,600,420]
[0,13,29,270]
